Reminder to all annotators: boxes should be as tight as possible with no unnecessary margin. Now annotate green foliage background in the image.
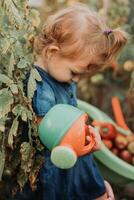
[0,0,43,196]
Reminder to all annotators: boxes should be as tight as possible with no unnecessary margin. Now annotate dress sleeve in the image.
[32,81,56,116]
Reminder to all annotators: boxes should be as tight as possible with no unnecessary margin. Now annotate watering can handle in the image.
[80,125,96,156]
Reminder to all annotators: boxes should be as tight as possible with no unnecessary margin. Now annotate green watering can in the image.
[38,104,96,169]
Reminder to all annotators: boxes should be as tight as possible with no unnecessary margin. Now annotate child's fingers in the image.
[88,125,100,137]
[88,125,102,151]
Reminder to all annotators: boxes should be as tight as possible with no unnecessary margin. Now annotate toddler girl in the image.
[32,3,127,200]
[17,3,127,200]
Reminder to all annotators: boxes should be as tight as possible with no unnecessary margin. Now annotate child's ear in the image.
[45,45,60,60]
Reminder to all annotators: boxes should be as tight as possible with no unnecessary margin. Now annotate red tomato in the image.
[111,148,119,156]
[99,123,117,140]
[120,150,133,163]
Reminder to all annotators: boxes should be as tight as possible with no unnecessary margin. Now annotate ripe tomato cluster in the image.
[93,121,134,165]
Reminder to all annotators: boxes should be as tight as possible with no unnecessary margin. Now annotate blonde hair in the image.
[34,3,128,65]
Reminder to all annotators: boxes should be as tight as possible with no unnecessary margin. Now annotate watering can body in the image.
[38,104,95,169]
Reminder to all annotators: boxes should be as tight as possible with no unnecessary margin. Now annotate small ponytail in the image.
[107,28,128,61]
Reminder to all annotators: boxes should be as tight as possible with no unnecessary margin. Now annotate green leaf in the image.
[8,52,15,77]
[0,74,13,85]
[21,110,27,122]
[8,117,19,148]
[32,68,42,82]
[20,142,31,161]
[28,9,40,28]
[0,38,10,55]
[20,142,35,173]
[0,88,14,119]
[9,83,18,94]
[12,104,22,116]
[27,68,42,100]
[17,59,28,69]
[12,104,32,121]
[0,118,6,132]
[27,71,36,100]
[1,0,23,25]
[14,41,24,57]
[18,36,27,44]
[26,110,32,120]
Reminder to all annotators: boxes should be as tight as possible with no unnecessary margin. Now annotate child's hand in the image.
[95,180,115,200]
[104,180,115,200]
[86,125,102,152]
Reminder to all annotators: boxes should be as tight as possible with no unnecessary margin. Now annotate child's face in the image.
[46,51,102,83]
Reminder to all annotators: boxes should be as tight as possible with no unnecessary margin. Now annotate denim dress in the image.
[13,65,106,200]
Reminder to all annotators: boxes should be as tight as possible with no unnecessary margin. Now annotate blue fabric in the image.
[38,150,106,200]
[32,66,77,116]
[13,65,106,200]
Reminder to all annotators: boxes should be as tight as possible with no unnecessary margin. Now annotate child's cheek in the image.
[62,71,71,81]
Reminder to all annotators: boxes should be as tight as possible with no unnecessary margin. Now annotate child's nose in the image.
[72,75,80,83]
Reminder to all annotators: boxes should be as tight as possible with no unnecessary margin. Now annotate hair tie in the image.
[104,29,112,36]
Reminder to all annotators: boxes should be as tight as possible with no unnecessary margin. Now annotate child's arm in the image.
[88,127,115,199]
[104,180,115,200]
